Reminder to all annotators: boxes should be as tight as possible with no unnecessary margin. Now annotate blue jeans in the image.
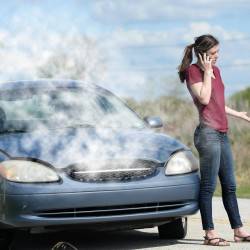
[194,124,243,230]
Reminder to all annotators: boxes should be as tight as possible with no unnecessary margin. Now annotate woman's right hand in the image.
[198,53,213,74]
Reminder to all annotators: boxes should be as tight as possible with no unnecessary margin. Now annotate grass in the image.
[236,186,250,198]
[215,184,250,199]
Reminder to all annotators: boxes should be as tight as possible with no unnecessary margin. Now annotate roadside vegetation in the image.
[125,87,250,198]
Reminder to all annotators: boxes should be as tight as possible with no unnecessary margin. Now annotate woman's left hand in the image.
[239,112,250,122]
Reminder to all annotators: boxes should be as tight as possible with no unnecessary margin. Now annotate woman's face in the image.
[206,44,219,65]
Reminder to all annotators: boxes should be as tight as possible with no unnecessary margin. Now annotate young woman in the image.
[178,34,250,246]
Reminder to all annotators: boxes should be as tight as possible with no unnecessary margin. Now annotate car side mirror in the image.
[143,116,163,128]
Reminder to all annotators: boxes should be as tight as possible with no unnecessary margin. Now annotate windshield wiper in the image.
[52,124,95,130]
[0,129,28,134]
[66,124,95,128]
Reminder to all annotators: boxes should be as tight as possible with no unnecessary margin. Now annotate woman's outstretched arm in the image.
[225,105,250,122]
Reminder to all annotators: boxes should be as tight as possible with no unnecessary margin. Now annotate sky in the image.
[0,0,250,100]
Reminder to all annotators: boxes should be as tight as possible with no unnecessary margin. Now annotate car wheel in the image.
[158,217,187,239]
[0,230,14,249]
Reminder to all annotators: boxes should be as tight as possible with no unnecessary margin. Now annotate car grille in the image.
[66,159,158,182]
[36,202,189,218]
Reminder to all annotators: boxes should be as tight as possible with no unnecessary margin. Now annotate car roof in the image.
[0,79,103,92]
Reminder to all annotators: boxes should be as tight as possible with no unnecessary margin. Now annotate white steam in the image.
[0,81,163,183]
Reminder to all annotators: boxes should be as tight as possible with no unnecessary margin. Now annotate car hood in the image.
[0,128,187,168]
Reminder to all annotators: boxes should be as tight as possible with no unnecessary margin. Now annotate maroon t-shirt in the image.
[185,64,228,132]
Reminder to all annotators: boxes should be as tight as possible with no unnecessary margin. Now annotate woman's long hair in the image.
[178,34,219,83]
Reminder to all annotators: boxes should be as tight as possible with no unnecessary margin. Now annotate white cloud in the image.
[225,59,250,70]
[183,22,248,43]
[92,0,215,22]
[0,30,8,43]
[102,70,147,97]
[108,28,179,47]
[0,1,249,99]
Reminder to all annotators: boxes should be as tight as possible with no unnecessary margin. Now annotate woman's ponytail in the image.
[178,44,194,83]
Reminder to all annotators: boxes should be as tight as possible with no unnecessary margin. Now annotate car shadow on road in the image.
[9,229,204,250]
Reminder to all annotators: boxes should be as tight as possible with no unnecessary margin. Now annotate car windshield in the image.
[0,86,146,132]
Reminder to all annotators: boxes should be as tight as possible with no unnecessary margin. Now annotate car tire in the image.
[0,230,14,249]
[158,217,187,239]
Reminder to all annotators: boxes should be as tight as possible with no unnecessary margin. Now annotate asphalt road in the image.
[9,197,250,250]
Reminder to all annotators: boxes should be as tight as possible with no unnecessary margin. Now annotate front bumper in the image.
[0,171,199,229]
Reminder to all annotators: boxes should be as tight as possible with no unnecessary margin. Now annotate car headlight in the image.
[165,150,199,175]
[0,160,60,183]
